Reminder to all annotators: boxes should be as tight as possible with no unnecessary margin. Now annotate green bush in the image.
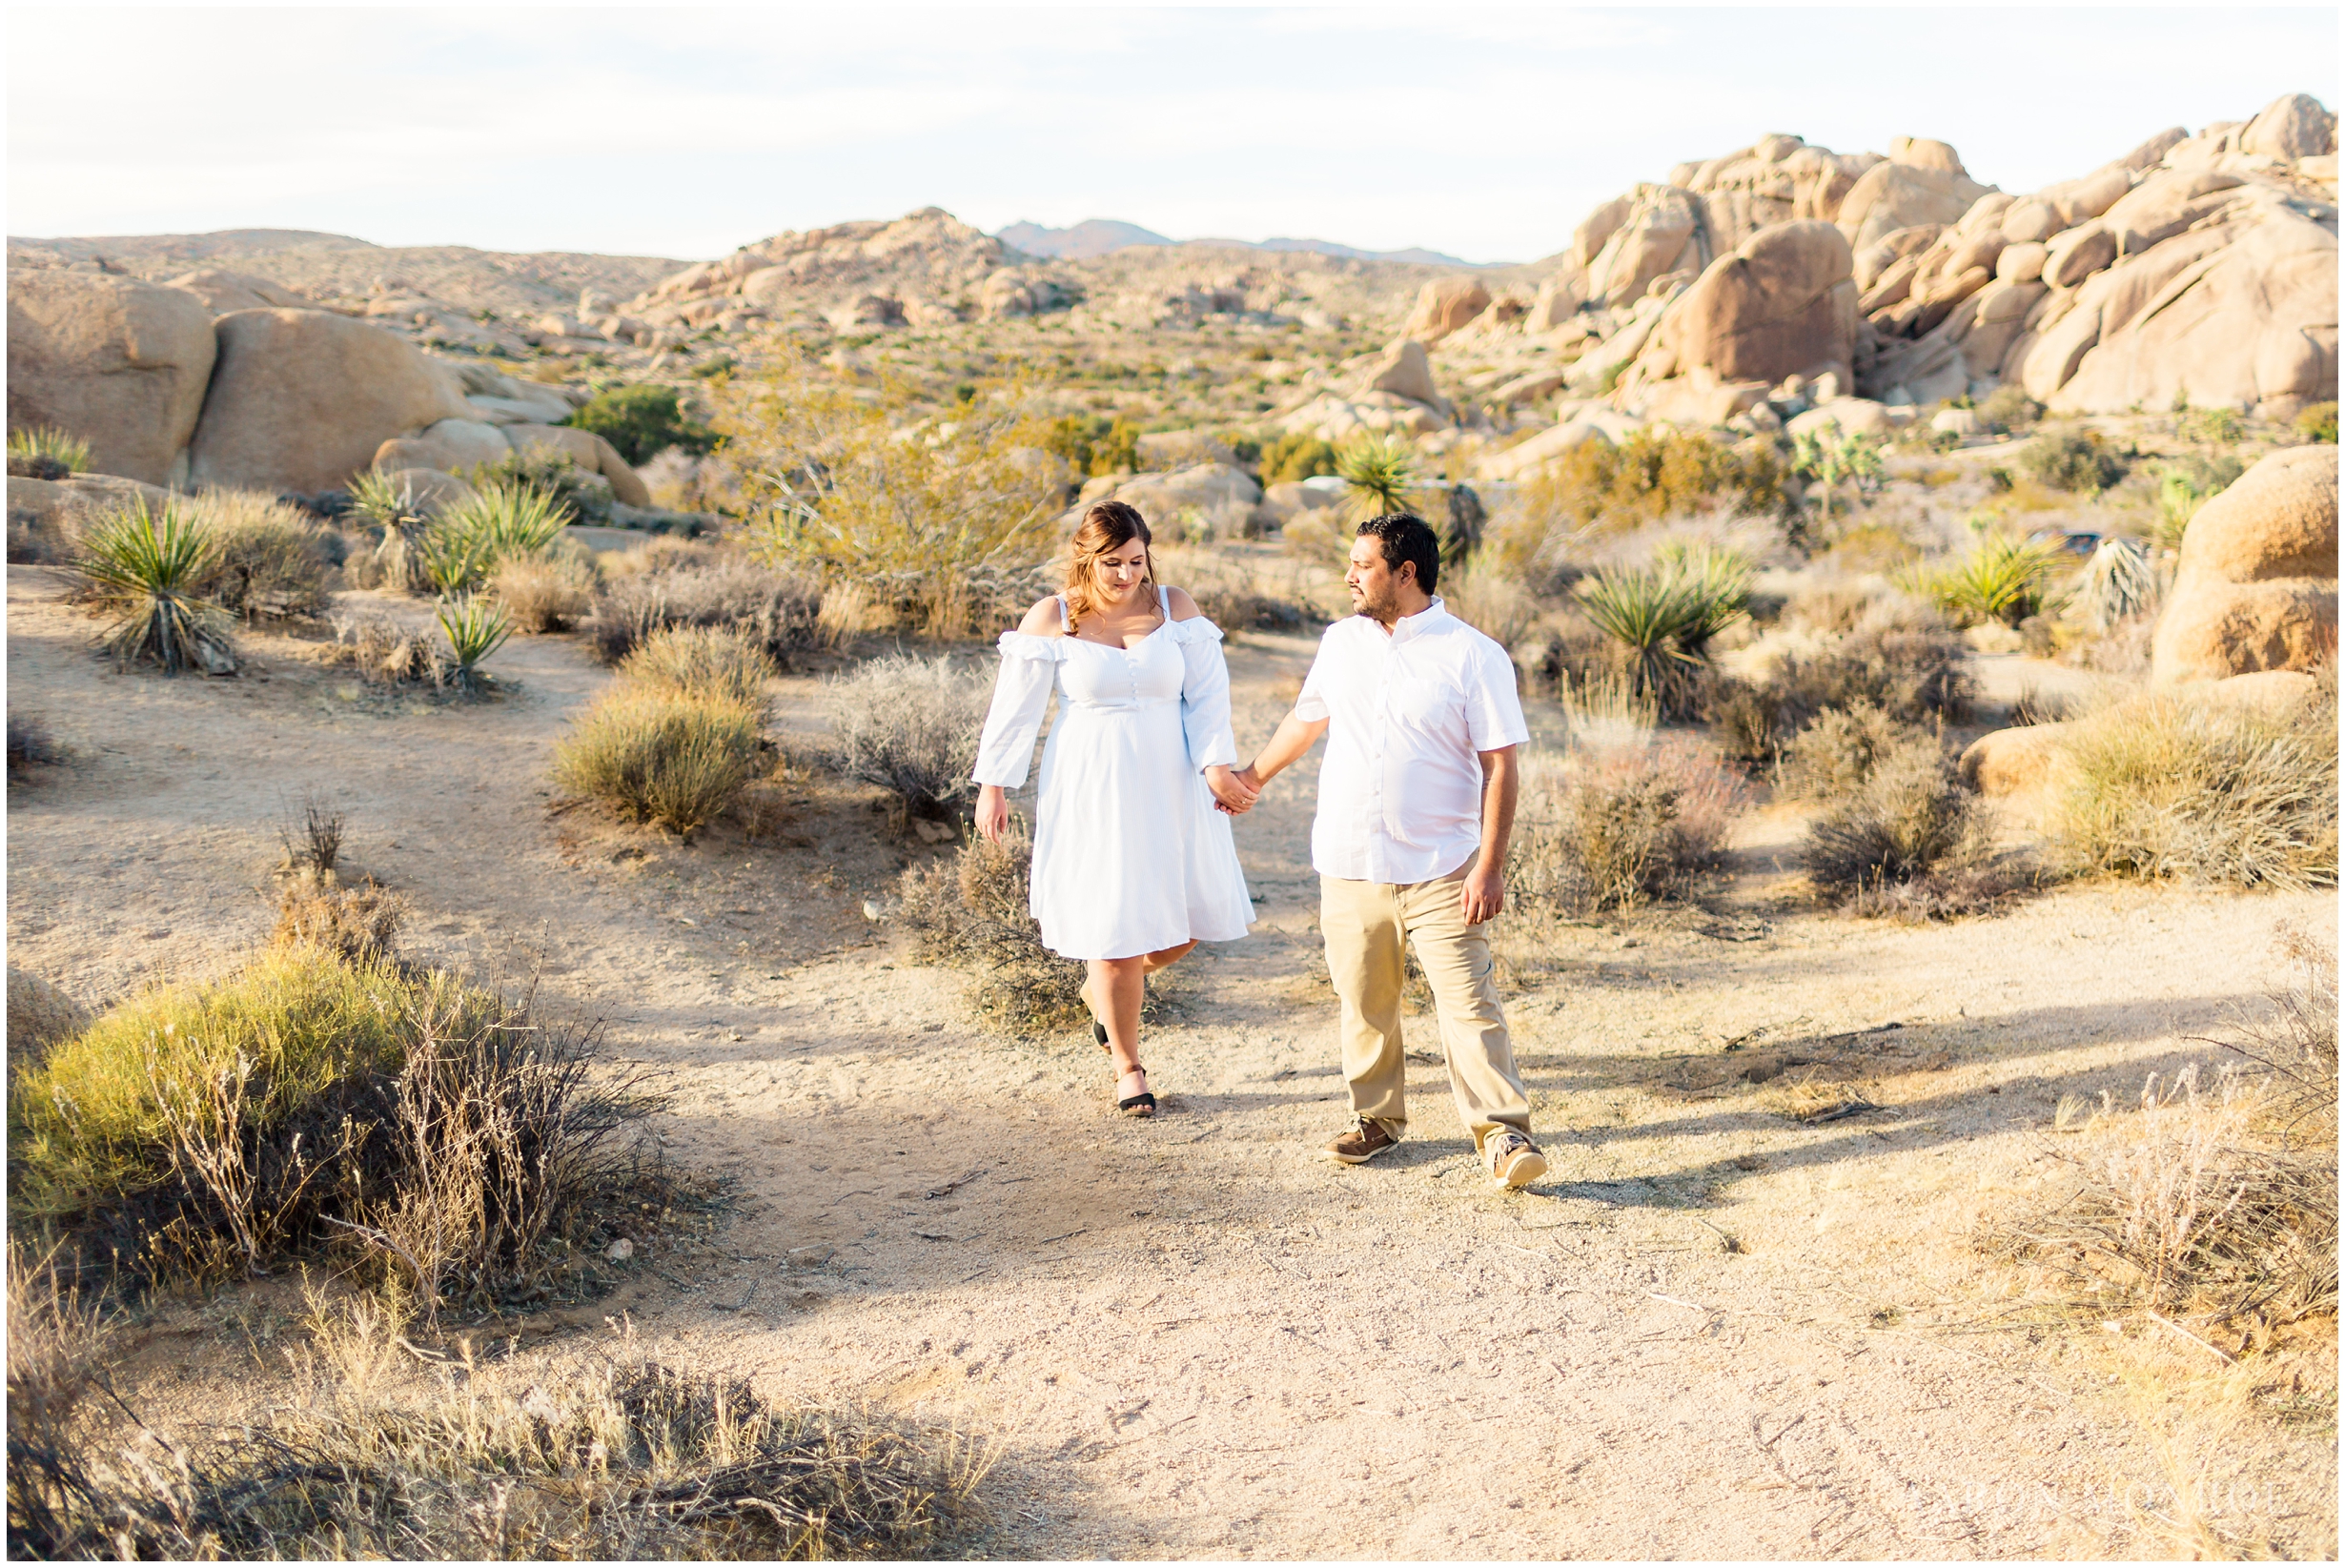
[2296,401,2338,444]
[2019,430,2126,493]
[1506,428,1788,545]
[2176,405,2247,446]
[7,425,90,480]
[565,384,715,466]
[1088,417,1140,477]
[553,689,764,840]
[464,448,614,524]
[1909,533,2069,627]
[2049,681,2337,889]
[1259,432,1338,484]
[8,946,650,1303]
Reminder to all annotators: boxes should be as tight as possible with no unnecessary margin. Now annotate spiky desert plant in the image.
[415,482,569,594]
[435,595,512,691]
[75,500,236,675]
[1336,434,1420,519]
[1576,567,1697,709]
[2081,537,2159,631]
[1651,542,1751,659]
[7,425,91,480]
[345,468,428,533]
[1909,534,2069,627]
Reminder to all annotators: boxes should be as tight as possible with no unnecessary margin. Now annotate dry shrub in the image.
[6,1242,116,1557]
[492,548,599,633]
[586,559,823,667]
[823,654,989,820]
[192,490,337,621]
[897,828,1088,1032]
[272,874,406,962]
[1509,737,1744,913]
[7,946,658,1311]
[619,624,776,710]
[1802,735,2003,915]
[2048,678,2338,890]
[1705,598,1969,769]
[5,1292,981,1561]
[1778,702,1927,800]
[1504,428,1789,550]
[553,690,763,841]
[1155,544,1326,633]
[321,614,454,690]
[1442,567,1540,652]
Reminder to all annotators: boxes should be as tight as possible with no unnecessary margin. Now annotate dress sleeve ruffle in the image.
[1166,617,1224,646]
[995,629,1068,663]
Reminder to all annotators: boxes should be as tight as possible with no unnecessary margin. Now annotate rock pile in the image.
[2151,444,2339,683]
[8,269,632,500]
[1468,92,2335,472]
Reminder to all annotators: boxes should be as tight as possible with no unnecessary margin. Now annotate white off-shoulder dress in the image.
[971,590,1254,962]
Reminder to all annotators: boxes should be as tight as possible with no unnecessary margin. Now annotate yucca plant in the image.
[1909,534,2069,627]
[1336,434,1419,519]
[1576,568,1699,712]
[436,594,512,691]
[2081,537,2160,631]
[413,521,491,596]
[75,500,237,674]
[1650,543,1751,659]
[414,482,570,594]
[345,468,428,533]
[7,425,92,480]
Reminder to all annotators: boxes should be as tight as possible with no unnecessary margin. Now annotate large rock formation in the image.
[1836,138,1993,252]
[187,308,474,493]
[162,269,311,315]
[2151,445,2339,683]
[1401,277,1491,344]
[7,271,217,485]
[1636,221,1857,413]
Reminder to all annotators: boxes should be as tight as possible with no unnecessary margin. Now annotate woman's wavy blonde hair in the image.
[1061,500,1157,633]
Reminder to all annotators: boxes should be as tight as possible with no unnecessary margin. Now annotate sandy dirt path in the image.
[9,568,2335,1559]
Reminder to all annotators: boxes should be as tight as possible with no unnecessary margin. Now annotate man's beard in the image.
[1352,578,1398,621]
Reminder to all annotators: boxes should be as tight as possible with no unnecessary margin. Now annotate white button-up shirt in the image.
[1294,597,1530,885]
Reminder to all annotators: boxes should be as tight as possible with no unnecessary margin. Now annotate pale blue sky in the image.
[8,6,2337,263]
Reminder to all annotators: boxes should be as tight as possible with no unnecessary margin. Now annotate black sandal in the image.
[1116,1067,1156,1118]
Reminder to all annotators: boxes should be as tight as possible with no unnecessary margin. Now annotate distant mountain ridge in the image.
[999,218,1491,268]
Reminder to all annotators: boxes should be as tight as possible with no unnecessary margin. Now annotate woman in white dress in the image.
[973,500,1259,1116]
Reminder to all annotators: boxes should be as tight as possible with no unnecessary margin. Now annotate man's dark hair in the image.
[1356,512,1441,594]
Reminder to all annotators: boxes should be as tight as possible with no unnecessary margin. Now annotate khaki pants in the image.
[1320,867,1531,1151]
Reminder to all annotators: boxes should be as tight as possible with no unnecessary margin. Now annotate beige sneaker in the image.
[1484,1130,1547,1189]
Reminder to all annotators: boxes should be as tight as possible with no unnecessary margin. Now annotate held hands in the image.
[975,784,1010,844]
[1205,764,1260,816]
[1460,858,1506,925]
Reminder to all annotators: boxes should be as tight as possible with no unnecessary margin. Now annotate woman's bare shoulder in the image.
[1164,585,1202,621]
[1016,596,1067,637]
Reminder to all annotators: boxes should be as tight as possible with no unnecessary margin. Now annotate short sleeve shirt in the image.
[1295,598,1530,884]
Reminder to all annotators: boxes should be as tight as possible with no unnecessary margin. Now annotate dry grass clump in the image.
[1508,737,1745,914]
[2048,678,2337,890]
[273,874,407,963]
[1802,735,2005,916]
[7,423,91,479]
[492,547,599,633]
[191,490,337,621]
[7,1283,983,1561]
[7,967,90,1072]
[555,625,771,839]
[587,559,824,667]
[320,614,456,690]
[8,945,657,1312]
[897,827,1088,1031]
[822,654,989,822]
[1705,598,1969,769]
[1990,937,2335,1333]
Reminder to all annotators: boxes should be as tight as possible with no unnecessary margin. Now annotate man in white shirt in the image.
[1233,514,1548,1189]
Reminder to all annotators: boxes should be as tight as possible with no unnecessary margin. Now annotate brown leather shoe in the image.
[1326,1115,1398,1165]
